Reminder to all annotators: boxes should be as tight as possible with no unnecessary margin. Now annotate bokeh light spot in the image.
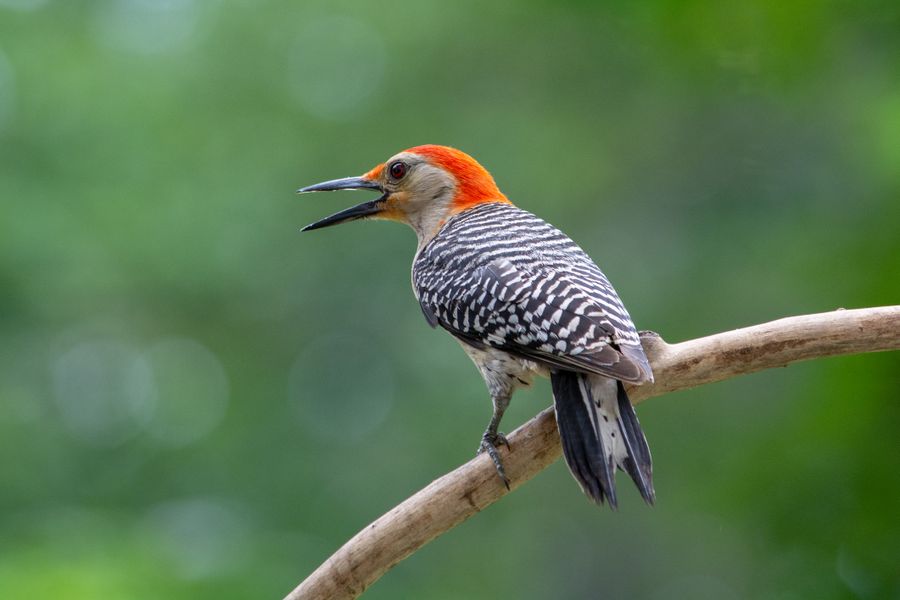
[140,338,229,447]
[288,15,387,121]
[288,333,394,442]
[141,497,249,580]
[91,0,202,55]
[0,0,48,10]
[51,340,155,446]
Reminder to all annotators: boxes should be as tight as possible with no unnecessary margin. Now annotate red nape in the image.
[405,145,510,211]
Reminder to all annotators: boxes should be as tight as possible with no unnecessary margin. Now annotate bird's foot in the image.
[477,431,510,489]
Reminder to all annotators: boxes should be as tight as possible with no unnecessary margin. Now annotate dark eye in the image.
[389,161,408,180]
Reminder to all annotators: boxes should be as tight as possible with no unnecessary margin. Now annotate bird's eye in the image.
[389,161,408,180]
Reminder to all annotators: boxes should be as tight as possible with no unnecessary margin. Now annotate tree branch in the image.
[284,306,900,600]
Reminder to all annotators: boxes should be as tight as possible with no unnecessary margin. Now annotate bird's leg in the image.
[477,393,511,488]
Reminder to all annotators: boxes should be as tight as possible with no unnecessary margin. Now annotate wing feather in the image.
[449,258,648,382]
[412,203,652,384]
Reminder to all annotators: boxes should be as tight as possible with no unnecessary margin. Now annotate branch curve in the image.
[285,306,900,600]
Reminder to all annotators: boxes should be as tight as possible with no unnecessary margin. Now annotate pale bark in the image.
[284,306,900,600]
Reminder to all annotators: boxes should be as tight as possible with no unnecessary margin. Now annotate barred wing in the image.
[413,202,652,383]
[417,256,652,383]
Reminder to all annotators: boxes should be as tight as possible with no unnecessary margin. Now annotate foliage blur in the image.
[1,1,898,598]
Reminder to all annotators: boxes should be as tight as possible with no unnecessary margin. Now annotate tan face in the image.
[365,152,457,231]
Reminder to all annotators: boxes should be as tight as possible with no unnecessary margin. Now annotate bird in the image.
[297,145,655,508]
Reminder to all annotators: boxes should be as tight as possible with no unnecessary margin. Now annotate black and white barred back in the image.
[414,201,655,507]
[413,202,651,383]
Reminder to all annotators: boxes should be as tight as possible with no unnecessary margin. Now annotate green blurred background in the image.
[1,1,899,598]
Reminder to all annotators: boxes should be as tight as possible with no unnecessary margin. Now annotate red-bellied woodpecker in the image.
[298,145,654,508]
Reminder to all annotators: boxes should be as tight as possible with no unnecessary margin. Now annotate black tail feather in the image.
[551,370,618,507]
[616,381,656,505]
[551,370,655,508]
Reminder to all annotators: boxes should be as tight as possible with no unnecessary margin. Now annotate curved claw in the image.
[475,431,510,454]
[477,432,511,489]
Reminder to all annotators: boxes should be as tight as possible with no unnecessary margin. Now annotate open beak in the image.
[296,176,386,231]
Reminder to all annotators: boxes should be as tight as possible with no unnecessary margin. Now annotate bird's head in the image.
[298,145,510,244]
